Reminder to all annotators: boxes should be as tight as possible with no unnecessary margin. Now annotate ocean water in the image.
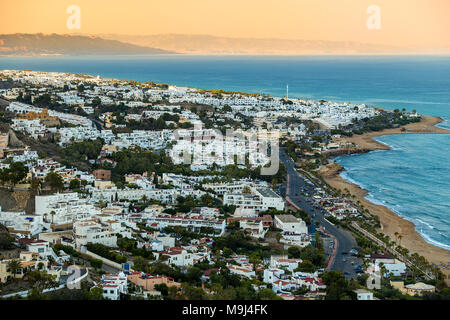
[335,134,450,250]
[0,55,449,249]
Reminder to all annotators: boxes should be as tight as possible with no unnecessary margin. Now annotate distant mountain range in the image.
[1,33,448,56]
[96,33,450,55]
[0,33,175,56]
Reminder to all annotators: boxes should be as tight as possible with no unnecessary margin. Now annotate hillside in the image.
[0,33,176,56]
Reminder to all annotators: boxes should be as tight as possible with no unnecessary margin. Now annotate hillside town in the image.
[0,69,446,301]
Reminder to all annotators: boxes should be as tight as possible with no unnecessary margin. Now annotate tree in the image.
[86,286,104,300]
[50,211,56,224]
[133,256,148,271]
[186,267,203,285]
[117,237,136,252]
[7,259,22,279]
[321,270,356,300]
[256,288,283,300]
[249,252,261,270]
[26,270,58,294]
[297,245,325,267]
[34,94,51,107]
[30,179,42,195]
[314,232,323,250]
[69,179,81,190]
[275,232,282,243]
[167,286,181,300]
[222,105,232,113]
[0,162,28,186]
[222,247,233,258]
[45,172,65,192]
[181,283,204,300]
[91,96,101,107]
[295,260,316,273]
[0,225,15,250]
[80,179,88,189]
[154,283,169,296]
[287,246,301,259]
[90,258,103,269]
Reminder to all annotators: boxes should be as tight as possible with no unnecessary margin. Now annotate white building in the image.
[35,193,100,225]
[224,187,285,211]
[274,215,308,234]
[227,264,256,278]
[270,256,303,272]
[355,289,374,300]
[73,220,118,248]
[145,212,226,236]
[100,272,128,300]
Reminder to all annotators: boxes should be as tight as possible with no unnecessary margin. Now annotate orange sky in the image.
[1,0,449,47]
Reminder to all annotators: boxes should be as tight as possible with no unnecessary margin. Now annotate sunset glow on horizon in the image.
[1,0,449,48]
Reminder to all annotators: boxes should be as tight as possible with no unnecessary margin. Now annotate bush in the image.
[86,243,127,264]
[90,258,103,269]
[53,244,81,257]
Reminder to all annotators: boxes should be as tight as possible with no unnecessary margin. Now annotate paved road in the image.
[279,150,362,279]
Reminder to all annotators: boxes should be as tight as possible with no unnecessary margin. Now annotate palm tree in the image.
[249,252,261,272]
[398,235,402,247]
[275,232,282,243]
[394,232,399,245]
[31,179,42,195]
[7,259,22,279]
[50,211,56,224]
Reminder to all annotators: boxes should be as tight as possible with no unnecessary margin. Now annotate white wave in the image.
[364,98,450,106]
[416,218,435,230]
[365,195,450,250]
[372,137,404,151]
[419,232,450,251]
[339,171,369,191]
[334,156,450,250]
[435,117,450,130]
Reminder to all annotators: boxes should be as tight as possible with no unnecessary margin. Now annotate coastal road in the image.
[279,150,362,279]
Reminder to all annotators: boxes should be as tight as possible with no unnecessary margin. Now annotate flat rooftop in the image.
[275,214,299,223]
[256,187,280,198]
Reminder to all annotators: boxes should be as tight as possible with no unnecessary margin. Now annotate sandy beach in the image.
[319,116,450,282]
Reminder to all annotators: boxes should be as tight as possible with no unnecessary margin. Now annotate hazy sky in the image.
[1,0,449,47]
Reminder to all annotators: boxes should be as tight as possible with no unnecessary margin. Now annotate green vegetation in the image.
[59,139,103,163]
[89,258,103,269]
[45,172,65,192]
[0,162,28,186]
[86,243,127,264]
[53,244,81,257]
[321,271,357,300]
[288,244,325,268]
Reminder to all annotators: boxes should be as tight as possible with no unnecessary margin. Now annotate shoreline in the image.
[318,116,450,281]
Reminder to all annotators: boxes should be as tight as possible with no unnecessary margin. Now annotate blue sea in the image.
[0,55,449,249]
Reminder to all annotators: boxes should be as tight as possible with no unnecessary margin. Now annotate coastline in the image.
[318,116,450,281]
